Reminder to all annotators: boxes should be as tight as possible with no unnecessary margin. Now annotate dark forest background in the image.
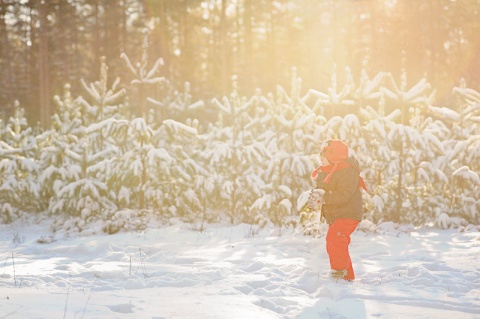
[1,0,479,126]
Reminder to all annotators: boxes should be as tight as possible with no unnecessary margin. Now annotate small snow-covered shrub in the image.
[300,211,328,238]
[0,203,16,224]
[435,212,467,229]
[36,233,56,244]
[102,210,152,234]
[357,219,376,232]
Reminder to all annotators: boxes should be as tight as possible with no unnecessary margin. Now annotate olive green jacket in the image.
[315,157,363,224]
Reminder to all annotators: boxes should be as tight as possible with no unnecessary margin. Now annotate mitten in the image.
[308,188,325,210]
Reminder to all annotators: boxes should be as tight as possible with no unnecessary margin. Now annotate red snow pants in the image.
[326,218,359,280]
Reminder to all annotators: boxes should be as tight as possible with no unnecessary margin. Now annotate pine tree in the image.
[441,81,480,226]
[208,78,273,224]
[42,59,126,222]
[159,119,207,223]
[121,32,166,119]
[147,82,206,126]
[255,71,319,227]
[112,117,153,210]
[46,137,115,219]
[0,102,39,222]
[79,56,126,153]
[358,105,399,222]
[381,70,433,223]
[37,84,84,213]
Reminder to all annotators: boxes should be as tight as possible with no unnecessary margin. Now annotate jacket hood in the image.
[345,156,360,171]
[321,140,348,163]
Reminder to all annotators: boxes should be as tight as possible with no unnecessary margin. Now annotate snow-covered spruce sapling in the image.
[153,119,202,220]
[452,78,480,133]
[48,138,116,220]
[381,71,432,126]
[450,159,480,225]
[357,106,399,222]
[260,73,319,224]
[121,31,166,119]
[38,84,85,213]
[40,65,126,220]
[108,118,179,216]
[383,124,420,223]
[78,56,126,154]
[80,57,126,124]
[0,102,39,220]
[114,118,154,210]
[308,64,355,118]
[379,70,433,223]
[147,82,206,126]
[249,170,294,230]
[438,84,480,225]
[407,119,450,224]
[349,67,385,109]
[209,83,271,224]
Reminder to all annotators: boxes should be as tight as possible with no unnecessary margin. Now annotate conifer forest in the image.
[0,0,479,232]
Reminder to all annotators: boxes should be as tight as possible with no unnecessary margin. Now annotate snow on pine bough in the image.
[296,189,326,237]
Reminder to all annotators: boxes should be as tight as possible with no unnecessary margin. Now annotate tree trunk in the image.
[93,0,101,73]
[0,2,14,117]
[242,0,252,95]
[37,0,51,127]
[219,0,228,95]
[395,142,404,223]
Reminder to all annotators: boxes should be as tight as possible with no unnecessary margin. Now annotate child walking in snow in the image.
[308,139,367,281]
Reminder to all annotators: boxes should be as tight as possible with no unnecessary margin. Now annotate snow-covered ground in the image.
[1,218,479,319]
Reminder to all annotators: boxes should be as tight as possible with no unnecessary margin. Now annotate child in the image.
[308,139,366,281]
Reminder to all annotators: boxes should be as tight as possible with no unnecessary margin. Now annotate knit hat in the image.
[321,140,349,163]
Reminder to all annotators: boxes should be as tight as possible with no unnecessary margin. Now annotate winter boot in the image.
[331,269,355,282]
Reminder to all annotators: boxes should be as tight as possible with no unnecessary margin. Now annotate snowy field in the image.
[1,218,479,319]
